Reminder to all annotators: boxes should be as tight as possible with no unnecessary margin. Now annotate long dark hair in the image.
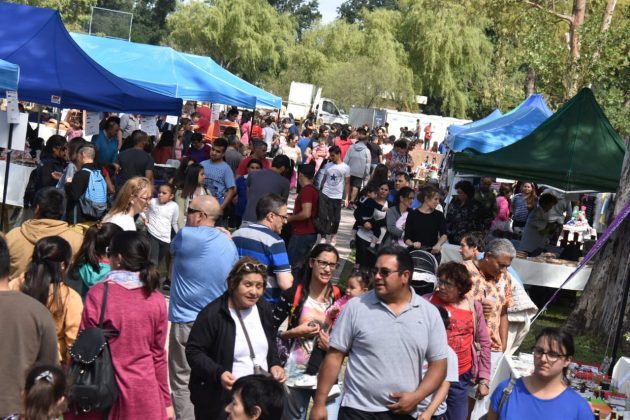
[171,156,195,189]
[22,237,72,318]
[368,164,388,188]
[297,244,339,299]
[109,231,160,295]
[180,163,204,199]
[72,222,123,272]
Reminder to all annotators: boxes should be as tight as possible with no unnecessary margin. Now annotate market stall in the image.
[441,244,592,290]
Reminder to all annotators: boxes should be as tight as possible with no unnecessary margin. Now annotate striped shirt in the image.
[232,224,291,303]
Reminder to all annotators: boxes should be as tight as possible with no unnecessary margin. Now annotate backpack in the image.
[79,168,108,218]
[67,282,119,413]
[23,161,46,208]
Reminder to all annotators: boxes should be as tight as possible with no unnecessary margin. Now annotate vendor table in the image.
[441,243,592,291]
[0,160,36,207]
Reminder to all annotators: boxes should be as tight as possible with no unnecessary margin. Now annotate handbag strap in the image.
[99,282,109,329]
[498,377,517,412]
[235,308,257,363]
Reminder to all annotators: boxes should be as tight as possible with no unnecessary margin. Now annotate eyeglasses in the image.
[187,207,206,216]
[273,212,288,223]
[437,279,457,289]
[136,195,151,202]
[237,262,267,275]
[532,346,566,362]
[370,267,401,278]
[313,259,339,270]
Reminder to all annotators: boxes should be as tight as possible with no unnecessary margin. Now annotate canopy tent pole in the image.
[249,107,256,140]
[608,260,630,376]
[1,123,15,231]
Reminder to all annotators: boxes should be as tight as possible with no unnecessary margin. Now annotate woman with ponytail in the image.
[68,222,123,299]
[9,237,83,363]
[4,364,67,420]
[76,231,174,419]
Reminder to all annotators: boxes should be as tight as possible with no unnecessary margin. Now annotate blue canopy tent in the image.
[447,108,503,139]
[0,2,182,114]
[0,59,19,91]
[71,33,258,109]
[181,53,282,109]
[451,94,553,153]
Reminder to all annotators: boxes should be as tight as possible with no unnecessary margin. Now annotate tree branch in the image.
[522,0,573,23]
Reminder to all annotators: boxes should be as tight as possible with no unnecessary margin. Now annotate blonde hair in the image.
[105,177,152,218]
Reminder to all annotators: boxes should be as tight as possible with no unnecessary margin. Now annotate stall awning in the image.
[0,2,182,114]
[453,88,626,192]
[71,33,258,109]
[180,53,281,109]
[0,59,19,91]
[451,94,553,153]
[447,108,503,139]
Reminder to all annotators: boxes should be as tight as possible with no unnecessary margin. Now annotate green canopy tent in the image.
[453,88,627,192]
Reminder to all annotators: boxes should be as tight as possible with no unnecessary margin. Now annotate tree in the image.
[267,0,321,37]
[167,0,296,83]
[398,0,493,118]
[566,139,630,352]
[337,0,398,23]
[14,0,97,30]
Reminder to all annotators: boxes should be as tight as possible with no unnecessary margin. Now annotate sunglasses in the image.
[237,262,267,275]
[370,267,402,278]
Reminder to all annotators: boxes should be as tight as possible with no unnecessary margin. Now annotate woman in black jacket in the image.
[186,257,286,420]
[272,243,343,419]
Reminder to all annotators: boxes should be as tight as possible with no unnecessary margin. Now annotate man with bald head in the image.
[168,195,238,419]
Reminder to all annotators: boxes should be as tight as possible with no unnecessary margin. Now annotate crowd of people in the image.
[0,104,594,420]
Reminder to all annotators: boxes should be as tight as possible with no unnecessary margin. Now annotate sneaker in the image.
[293,374,318,389]
[327,384,341,399]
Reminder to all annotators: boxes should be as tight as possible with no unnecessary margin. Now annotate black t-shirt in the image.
[367,142,382,164]
[116,148,154,184]
[404,208,447,247]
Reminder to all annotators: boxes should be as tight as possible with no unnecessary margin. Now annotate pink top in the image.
[493,196,511,222]
[70,280,171,419]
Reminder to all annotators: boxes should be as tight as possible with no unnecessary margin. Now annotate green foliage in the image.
[167,0,296,83]
[399,0,493,118]
[13,0,96,30]
[267,0,322,37]
[337,0,399,23]
[94,0,175,44]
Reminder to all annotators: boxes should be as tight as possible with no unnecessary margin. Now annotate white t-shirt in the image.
[263,126,276,148]
[229,305,269,379]
[418,346,459,416]
[103,213,136,231]
[146,199,179,243]
[321,162,350,200]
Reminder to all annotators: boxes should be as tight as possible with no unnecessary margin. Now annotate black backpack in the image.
[67,282,119,413]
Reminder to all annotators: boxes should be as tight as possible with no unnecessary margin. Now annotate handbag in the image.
[468,297,483,382]
[235,309,272,377]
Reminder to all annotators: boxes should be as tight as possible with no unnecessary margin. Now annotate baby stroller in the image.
[409,250,439,296]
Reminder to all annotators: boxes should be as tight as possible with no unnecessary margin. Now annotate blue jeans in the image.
[445,369,472,420]
[284,386,341,420]
[287,233,318,269]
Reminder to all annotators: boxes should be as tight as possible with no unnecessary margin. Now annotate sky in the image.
[319,0,344,24]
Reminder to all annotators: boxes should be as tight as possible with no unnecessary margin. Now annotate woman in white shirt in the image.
[102,176,152,231]
[518,193,558,256]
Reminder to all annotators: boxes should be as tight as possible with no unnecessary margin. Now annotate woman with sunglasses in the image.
[487,327,592,420]
[102,177,152,231]
[186,257,286,420]
[428,262,491,420]
[272,244,343,420]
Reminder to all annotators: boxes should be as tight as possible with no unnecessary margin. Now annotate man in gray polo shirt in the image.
[310,246,448,420]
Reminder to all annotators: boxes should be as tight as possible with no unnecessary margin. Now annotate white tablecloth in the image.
[0,161,35,207]
[441,243,591,291]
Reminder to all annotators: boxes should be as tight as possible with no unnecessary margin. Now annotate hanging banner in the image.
[0,111,27,151]
[140,115,158,136]
[84,111,101,137]
[210,103,221,124]
[5,90,19,124]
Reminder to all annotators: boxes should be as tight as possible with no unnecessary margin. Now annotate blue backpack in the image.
[79,168,108,218]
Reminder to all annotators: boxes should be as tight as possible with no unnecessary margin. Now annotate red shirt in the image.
[291,184,319,235]
[335,138,353,160]
[236,156,271,177]
[431,294,474,375]
[152,146,173,164]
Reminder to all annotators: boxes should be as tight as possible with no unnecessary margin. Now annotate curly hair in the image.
[437,261,472,298]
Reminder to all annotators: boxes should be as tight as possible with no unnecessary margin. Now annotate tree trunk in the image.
[566,146,630,349]
[567,0,587,97]
[524,67,536,97]
[601,0,617,31]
